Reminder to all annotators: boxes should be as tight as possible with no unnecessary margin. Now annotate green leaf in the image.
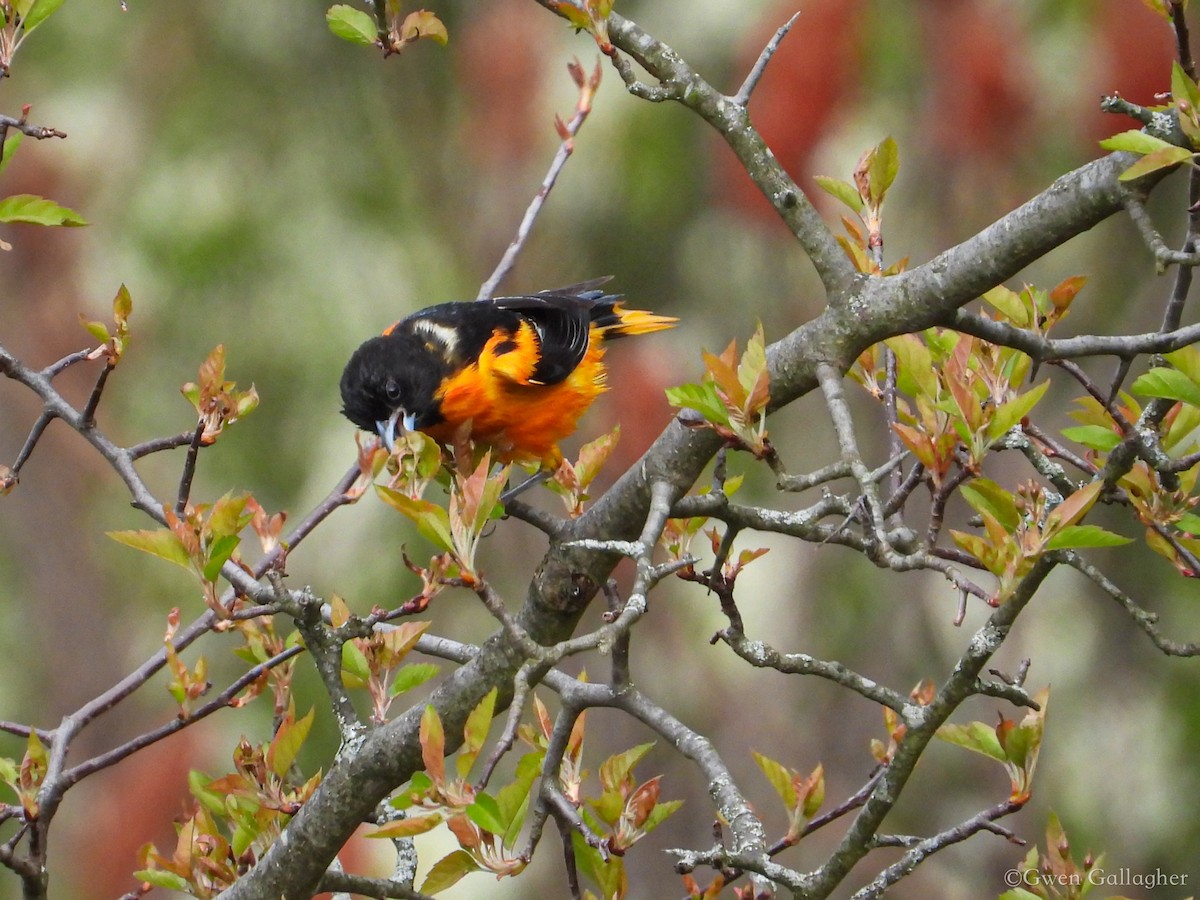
[389,662,440,696]
[79,316,111,344]
[1132,366,1200,407]
[495,750,541,840]
[814,176,864,214]
[231,819,257,858]
[553,1,593,31]
[572,830,625,900]
[0,193,87,226]
[0,756,17,791]
[375,485,454,551]
[936,720,1006,762]
[269,706,314,778]
[419,849,481,894]
[208,492,251,536]
[133,870,191,892]
[202,532,241,582]
[400,9,448,45]
[959,479,1020,531]
[457,687,497,779]
[188,769,226,816]
[341,640,371,687]
[1164,344,1200,383]
[1043,524,1132,551]
[465,792,506,835]
[112,282,133,327]
[1061,424,1122,452]
[599,742,654,793]
[866,135,899,206]
[1098,129,1180,155]
[982,284,1031,328]
[21,0,67,33]
[986,380,1050,441]
[107,528,193,571]
[371,812,445,838]
[642,797,683,833]
[1175,511,1200,535]
[752,751,796,809]
[0,132,22,178]
[1046,479,1103,531]
[388,770,435,811]
[884,333,938,400]
[665,381,730,427]
[591,783,624,827]
[1171,61,1200,127]
[999,723,1038,769]
[737,322,770,415]
[1119,144,1194,181]
[326,4,377,44]
[420,704,446,785]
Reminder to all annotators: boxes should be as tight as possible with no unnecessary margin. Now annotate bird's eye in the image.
[383,378,402,403]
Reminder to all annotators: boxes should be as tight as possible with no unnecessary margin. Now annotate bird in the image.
[339,279,677,478]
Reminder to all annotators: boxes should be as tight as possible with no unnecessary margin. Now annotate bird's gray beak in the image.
[376,409,417,452]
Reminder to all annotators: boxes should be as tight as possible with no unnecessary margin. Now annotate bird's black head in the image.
[339,332,446,438]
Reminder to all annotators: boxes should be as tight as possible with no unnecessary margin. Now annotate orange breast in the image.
[427,325,609,468]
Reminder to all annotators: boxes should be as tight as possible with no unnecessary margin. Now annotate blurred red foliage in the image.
[716,0,865,225]
[1087,0,1177,141]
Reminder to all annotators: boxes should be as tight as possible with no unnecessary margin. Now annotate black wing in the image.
[394,278,615,386]
[490,291,596,385]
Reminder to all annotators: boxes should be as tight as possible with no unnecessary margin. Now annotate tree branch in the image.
[219,11,1169,897]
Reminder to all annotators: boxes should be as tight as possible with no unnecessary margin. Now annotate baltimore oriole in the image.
[339,279,677,472]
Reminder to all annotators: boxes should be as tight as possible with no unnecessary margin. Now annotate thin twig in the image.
[1061,550,1200,655]
[850,799,1025,899]
[316,869,437,900]
[474,666,534,791]
[501,497,570,539]
[1121,191,1200,272]
[561,827,584,900]
[79,360,114,427]
[1104,357,1134,408]
[1048,358,1134,429]
[1172,0,1195,79]
[925,463,975,548]
[949,307,1200,361]
[733,12,799,106]
[251,460,361,577]
[1158,233,1195,333]
[522,700,607,866]
[0,112,66,170]
[42,349,93,378]
[174,419,206,515]
[804,558,1056,898]
[605,47,677,102]
[705,524,739,592]
[1014,424,1094,484]
[478,58,602,300]
[128,430,203,459]
[882,348,905,513]
[9,410,53,476]
[883,461,926,517]
[720,631,909,712]
[604,580,631,686]
[0,721,53,741]
[62,644,305,786]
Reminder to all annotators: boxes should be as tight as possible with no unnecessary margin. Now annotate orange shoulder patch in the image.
[486,321,542,386]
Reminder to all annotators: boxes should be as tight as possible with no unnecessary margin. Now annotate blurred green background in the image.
[1,1,1199,898]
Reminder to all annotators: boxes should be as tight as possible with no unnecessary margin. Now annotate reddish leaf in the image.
[420,705,446,786]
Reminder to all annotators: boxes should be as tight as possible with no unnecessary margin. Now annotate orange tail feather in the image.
[601,303,678,337]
